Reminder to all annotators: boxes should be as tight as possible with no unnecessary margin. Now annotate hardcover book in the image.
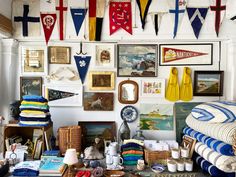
[39,157,66,174]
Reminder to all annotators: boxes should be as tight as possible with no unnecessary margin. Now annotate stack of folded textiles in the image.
[19,95,51,126]
[183,101,236,177]
[12,160,41,176]
[121,139,144,166]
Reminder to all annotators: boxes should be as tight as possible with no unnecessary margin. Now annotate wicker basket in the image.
[58,126,81,155]
[144,149,171,166]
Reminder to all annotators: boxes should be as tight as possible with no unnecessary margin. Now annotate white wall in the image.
[0,0,12,18]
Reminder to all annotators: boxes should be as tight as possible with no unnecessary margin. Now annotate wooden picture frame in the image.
[140,79,165,98]
[117,44,157,77]
[181,135,197,158]
[48,46,71,64]
[193,71,224,96]
[95,44,115,68]
[20,77,42,98]
[89,71,115,90]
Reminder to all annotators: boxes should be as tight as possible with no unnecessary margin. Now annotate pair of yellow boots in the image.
[165,67,193,102]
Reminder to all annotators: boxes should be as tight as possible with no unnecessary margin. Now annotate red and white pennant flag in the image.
[40,13,56,45]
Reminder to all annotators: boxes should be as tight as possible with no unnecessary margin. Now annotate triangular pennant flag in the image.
[231,16,236,21]
[40,13,57,45]
[48,89,76,101]
[210,0,227,37]
[150,12,167,35]
[109,1,132,35]
[136,0,152,29]
[70,8,87,36]
[55,0,68,40]
[169,0,187,38]
[74,56,91,84]
[187,7,209,39]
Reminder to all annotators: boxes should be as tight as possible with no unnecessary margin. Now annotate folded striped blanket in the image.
[186,114,236,145]
[195,142,236,172]
[23,95,48,102]
[183,127,235,156]
[195,155,235,177]
[191,101,236,123]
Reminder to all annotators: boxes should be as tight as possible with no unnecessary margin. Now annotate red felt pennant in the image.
[40,13,56,45]
[56,0,67,40]
[109,2,132,35]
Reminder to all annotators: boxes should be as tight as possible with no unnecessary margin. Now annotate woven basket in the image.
[58,126,81,155]
[144,149,171,166]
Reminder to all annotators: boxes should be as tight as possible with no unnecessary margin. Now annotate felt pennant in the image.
[13,0,40,37]
[210,0,227,37]
[55,0,68,40]
[74,56,91,84]
[187,7,209,39]
[136,0,152,29]
[70,8,87,36]
[109,1,132,35]
[40,13,56,45]
[150,12,167,35]
[47,89,76,101]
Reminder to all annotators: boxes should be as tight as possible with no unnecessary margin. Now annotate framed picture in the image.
[43,84,83,106]
[140,79,165,98]
[159,43,213,66]
[78,121,116,150]
[48,46,71,64]
[20,77,42,98]
[21,46,48,75]
[95,44,115,68]
[83,92,114,111]
[193,71,224,96]
[117,44,157,77]
[181,135,197,158]
[89,71,115,90]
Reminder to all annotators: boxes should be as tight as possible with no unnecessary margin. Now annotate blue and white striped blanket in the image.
[191,101,236,123]
[183,127,235,156]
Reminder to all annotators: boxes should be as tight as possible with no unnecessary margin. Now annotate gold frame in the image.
[89,71,115,90]
[48,46,71,64]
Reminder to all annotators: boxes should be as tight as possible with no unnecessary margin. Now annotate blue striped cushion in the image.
[183,127,235,156]
[191,101,236,123]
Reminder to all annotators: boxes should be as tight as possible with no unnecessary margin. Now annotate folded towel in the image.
[23,95,48,102]
[121,143,143,150]
[123,139,144,146]
[19,116,51,122]
[21,101,48,106]
[122,154,143,157]
[122,150,143,155]
[21,110,48,115]
[123,160,138,165]
[122,147,143,151]
[13,160,40,176]
[20,112,50,118]
[20,104,49,109]
[20,108,49,113]
[123,156,143,161]
[19,121,50,127]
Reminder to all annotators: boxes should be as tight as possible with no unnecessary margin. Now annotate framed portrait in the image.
[95,44,115,68]
[117,44,157,77]
[48,46,71,64]
[193,71,224,96]
[43,84,83,106]
[21,45,48,76]
[83,92,114,111]
[89,71,115,90]
[140,79,165,98]
[78,121,116,150]
[20,77,42,98]
[159,43,213,66]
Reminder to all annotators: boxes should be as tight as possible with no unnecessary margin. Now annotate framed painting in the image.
[140,79,165,98]
[89,71,115,90]
[78,121,116,150]
[21,46,48,76]
[193,71,224,96]
[95,44,115,68]
[20,77,42,98]
[117,44,157,77]
[48,46,71,64]
[43,84,83,106]
[140,104,174,130]
[159,43,213,66]
[83,92,114,111]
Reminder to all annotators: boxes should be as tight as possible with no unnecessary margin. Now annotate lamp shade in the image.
[63,148,78,165]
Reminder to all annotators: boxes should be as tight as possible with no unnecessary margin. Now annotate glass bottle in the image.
[132,129,145,141]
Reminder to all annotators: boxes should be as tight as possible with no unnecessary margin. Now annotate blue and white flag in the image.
[74,55,91,84]
[70,8,87,36]
[187,7,209,39]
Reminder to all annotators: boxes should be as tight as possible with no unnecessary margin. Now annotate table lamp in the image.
[63,148,78,176]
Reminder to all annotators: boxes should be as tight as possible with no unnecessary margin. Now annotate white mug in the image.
[109,145,118,156]
[112,155,123,166]
[106,154,113,165]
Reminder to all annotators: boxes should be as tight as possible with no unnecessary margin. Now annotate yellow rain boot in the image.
[165,67,179,102]
[180,67,193,101]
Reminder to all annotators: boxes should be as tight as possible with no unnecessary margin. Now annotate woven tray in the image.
[144,149,171,166]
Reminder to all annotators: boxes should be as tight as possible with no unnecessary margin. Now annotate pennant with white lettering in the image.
[136,0,152,29]
[70,8,87,36]
[74,56,91,84]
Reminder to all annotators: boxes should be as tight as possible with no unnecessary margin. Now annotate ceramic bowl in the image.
[151,164,165,174]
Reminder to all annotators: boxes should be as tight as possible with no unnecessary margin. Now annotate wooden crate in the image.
[144,149,171,166]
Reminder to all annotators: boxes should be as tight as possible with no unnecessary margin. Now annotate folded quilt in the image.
[123,156,143,161]
[121,143,143,150]
[195,142,236,173]
[195,154,235,177]
[191,101,236,123]
[20,112,49,118]
[122,150,143,155]
[123,139,144,146]
[186,114,236,145]
[183,126,235,156]
[23,95,48,102]
[21,101,48,106]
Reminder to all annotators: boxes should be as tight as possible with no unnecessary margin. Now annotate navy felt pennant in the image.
[74,55,91,84]
[70,8,87,36]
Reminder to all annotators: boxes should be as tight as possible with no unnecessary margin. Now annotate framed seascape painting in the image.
[89,71,115,90]
[117,44,157,77]
[48,46,71,64]
[159,43,213,66]
[140,79,165,98]
[193,71,224,96]
[20,77,42,98]
[95,44,115,68]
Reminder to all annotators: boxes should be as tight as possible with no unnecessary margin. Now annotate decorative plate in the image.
[120,105,138,123]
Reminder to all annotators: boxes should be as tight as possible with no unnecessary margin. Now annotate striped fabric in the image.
[183,127,235,156]
[186,114,236,145]
[195,142,236,172]
[191,101,236,123]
